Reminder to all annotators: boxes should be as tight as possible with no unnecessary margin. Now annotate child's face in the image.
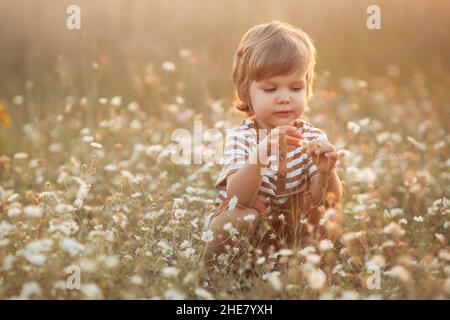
[249,68,307,130]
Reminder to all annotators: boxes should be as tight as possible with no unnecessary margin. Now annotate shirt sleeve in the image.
[215,128,252,188]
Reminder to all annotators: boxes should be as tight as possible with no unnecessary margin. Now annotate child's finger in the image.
[304,140,324,153]
[286,136,304,146]
[278,125,303,138]
[285,130,303,139]
[314,145,333,156]
[324,151,338,160]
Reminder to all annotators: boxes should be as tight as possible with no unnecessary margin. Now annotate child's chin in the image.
[273,118,295,126]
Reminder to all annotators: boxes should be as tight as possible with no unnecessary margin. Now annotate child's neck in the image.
[252,117,297,131]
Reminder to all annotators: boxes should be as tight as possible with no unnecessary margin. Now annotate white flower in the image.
[398,218,408,225]
[390,208,404,217]
[162,266,180,278]
[157,239,173,255]
[90,142,103,149]
[340,290,360,300]
[355,167,377,185]
[201,230,214,242]
[3,254,14,271]
[164,289,185,300]
[76,183,90,200]
[73,198,84,208]
[130,275,143,285]
[8,206,21,217]
[413,216,424,223]
[175,96,185,105]
[306,254,321,266]
[24,205,43,218]
[7,193,19,202]
[267,272,283,292]
[24,253,46,266]
[104,256,119,268]
[278,248,293,256]
[365,255,386,269]
[82,135,94,143]
[179,48,191,59]
[81,283,103,299]
[49,219,79,236]
[319,239,334,251]
[435,233,446,244]
[127,101,139,112]
[80,127,90,136]
[19,282,42,299]
[385,265,411,283]
[174,208,187,220]
[25,238,53,253]
[12,95,25,105]
[228,195,238,211]
[162,61,176,72]
[256,257,266,265]
[383,222,405,237]
[194,288,214,300]
[307,268,327,290]
[55,203,74,214]
[110,96,122,106]
[299,246,317,257]
[347,121,360,134]
[17,243,47,266]
[48,143,64,153]
[14,152,29,160]
[59,237,85,256]
[243,214,256,222]
[320,208,337,225]
[223,222,233,232]
[104,164,118,172]
[438,249,450,262]
[181,248,196,259]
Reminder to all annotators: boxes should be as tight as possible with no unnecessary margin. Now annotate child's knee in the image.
[209,206,260,238]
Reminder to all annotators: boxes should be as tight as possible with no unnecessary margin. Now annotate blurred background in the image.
[0,0,449,149]
[0,1,449,300]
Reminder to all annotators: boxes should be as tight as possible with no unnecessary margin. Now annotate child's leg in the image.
[202,198,266,274]
[287,192,343,244]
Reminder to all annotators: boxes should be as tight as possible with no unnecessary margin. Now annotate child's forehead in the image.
[257,69,306,84]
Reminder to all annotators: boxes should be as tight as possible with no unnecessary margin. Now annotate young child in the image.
[203,21,343,273]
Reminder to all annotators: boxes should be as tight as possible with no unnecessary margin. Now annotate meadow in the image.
[0,0,449,299]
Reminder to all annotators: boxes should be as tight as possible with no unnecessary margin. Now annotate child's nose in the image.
[276,96,291,104]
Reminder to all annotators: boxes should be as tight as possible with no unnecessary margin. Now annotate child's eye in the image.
[263,88,276,93]
[291,87,304,91]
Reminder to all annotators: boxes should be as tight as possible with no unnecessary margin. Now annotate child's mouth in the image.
[274,111,293,117]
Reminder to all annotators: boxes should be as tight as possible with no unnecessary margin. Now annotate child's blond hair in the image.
[231,20,317,116]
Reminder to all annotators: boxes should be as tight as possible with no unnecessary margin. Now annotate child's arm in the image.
[226,125,303,208]
[304,138,342,206]
[226,148,266,208]
[310,168,342,206]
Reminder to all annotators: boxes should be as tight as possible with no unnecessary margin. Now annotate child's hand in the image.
[304,140,338,174]
[257,125,304,165]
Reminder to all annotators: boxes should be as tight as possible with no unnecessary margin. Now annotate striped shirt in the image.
[206,118,328,226]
